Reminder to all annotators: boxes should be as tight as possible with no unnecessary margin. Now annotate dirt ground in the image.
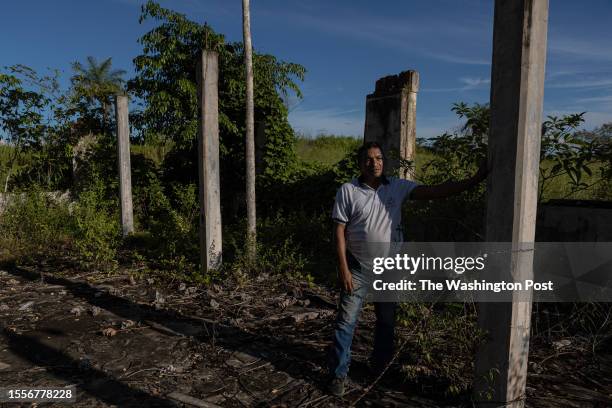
[1,259,612,407]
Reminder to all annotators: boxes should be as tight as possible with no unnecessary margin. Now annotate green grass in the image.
[0,144,33,191]
[538,160,611,201]
[296,134,610,201]
[131,140,174,167]
[0,144,12,162]
[296,134,437,170]
[295,135,360,165]
[2,134,609,201]
[413,146,437,171]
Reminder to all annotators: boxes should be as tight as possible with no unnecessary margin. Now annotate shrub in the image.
[228,237,307,280]
[140,181,200,274]
[0,181,121,267]
[398,302,483,398]
[0,188,72,257]
[71,183,121,267]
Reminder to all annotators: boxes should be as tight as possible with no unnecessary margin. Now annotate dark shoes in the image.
[327,377,346,397]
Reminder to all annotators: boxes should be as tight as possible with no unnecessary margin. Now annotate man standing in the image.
[328,141,487,397]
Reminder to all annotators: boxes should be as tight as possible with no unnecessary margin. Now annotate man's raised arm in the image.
[409,160,488,201]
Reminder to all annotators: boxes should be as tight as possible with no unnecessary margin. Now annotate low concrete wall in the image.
[405,199,612,242]
[536,200,612,241]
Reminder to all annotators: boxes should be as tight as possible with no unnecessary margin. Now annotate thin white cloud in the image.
[422,77,490,93]
[107,0,143,7]
[460,77,491,88]
[576,95,612,104]
[289,107,364,137]
[546,69,584,80]
[544,109,612,130]
[289,107,465,140]
[417,119,464,139]
[257,6,491,66]
[549,36,612,62]
[547,78,612,89]
[421,87,466,93]
[422,51,490,66]
[584,111,612,128]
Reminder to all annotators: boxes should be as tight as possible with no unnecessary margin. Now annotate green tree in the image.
[408,103,608,241]
[0,68,48,191]
[422,103,603,201]
[0,64,109,192]
[129,1,305,222]
[539,113,599,200]
[71,56,126,132]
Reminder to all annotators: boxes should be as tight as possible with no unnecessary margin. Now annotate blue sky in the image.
[2,0,611,138]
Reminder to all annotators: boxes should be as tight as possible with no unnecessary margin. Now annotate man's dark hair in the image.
[357,141,385,165]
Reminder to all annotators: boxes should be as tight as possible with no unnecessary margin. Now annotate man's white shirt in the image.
[332,176,418,268]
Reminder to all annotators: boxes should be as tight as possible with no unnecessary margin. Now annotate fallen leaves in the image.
[101,327,118,337]
[90,306,101,316]
[121,320,136,330]
[552,339,572,350]
[18,301,34,311]
[70,306,85,316]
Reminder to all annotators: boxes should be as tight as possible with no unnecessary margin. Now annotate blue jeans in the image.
[329,254,397,379]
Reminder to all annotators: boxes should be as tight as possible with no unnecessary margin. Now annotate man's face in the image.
[359,147,384,178]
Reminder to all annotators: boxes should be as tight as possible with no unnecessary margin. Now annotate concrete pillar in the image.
[115,95,134,236]
[474,1,548,407]
[364,70,418,180]
[196,50,222,272]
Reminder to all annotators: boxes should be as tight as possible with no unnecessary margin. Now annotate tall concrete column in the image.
[115,95,134,236]
[364,70,418,180]
[474,1,548,407]
[196,50,222,272]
